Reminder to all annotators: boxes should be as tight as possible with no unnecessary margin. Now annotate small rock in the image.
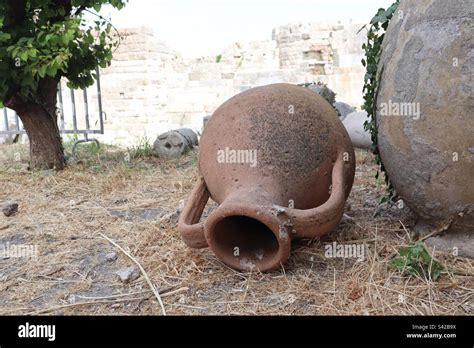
[115,266,140,283]
[106,252,118,262]
[153,128,198,159]
[2,202,19,217]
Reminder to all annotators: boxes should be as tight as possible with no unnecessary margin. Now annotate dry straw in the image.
[0,144,472,315]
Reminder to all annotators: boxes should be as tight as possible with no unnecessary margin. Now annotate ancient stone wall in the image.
[97,22,367,145]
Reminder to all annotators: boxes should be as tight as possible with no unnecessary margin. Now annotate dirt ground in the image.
[0,143,472,315]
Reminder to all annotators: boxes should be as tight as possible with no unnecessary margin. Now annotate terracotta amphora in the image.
[178,83,355,271]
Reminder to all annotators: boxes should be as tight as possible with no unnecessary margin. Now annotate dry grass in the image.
[0,143,472,315]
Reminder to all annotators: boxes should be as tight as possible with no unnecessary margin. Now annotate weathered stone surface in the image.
[105,252,118,262]
[376,0,474,237]
[342,111,372,150]
[304,83,336,105]
[115,266,140,283]
[153,128,198,159]
[426,230,474,259]
[335,101,356,120]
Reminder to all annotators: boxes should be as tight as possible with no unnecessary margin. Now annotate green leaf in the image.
[0,0,128,104]
[46,62,59,77]
[361,0,400,202]
[389,242,445,281]
[19,51,29,61]
[0,32,11,42]
[38,65,47,78]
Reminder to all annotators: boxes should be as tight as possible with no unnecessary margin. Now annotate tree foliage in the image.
[359,1,399,203]
[0,0,127,108]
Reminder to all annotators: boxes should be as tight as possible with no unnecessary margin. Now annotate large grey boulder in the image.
[153,128,198,159]
[335,102,356,121]
[303,83,336,106]
[342,111,372,150]
[303,83,356,121]
[376,0,474,246]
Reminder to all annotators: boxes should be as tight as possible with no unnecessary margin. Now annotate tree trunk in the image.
[6,78,66,170]
[19,104,66,170]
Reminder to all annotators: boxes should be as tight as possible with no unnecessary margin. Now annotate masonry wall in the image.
[96,22,367,146]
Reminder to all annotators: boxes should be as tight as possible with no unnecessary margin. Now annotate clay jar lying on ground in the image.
[178,83,355,271]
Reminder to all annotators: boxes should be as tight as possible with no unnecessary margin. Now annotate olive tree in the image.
[0,0,127,169]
